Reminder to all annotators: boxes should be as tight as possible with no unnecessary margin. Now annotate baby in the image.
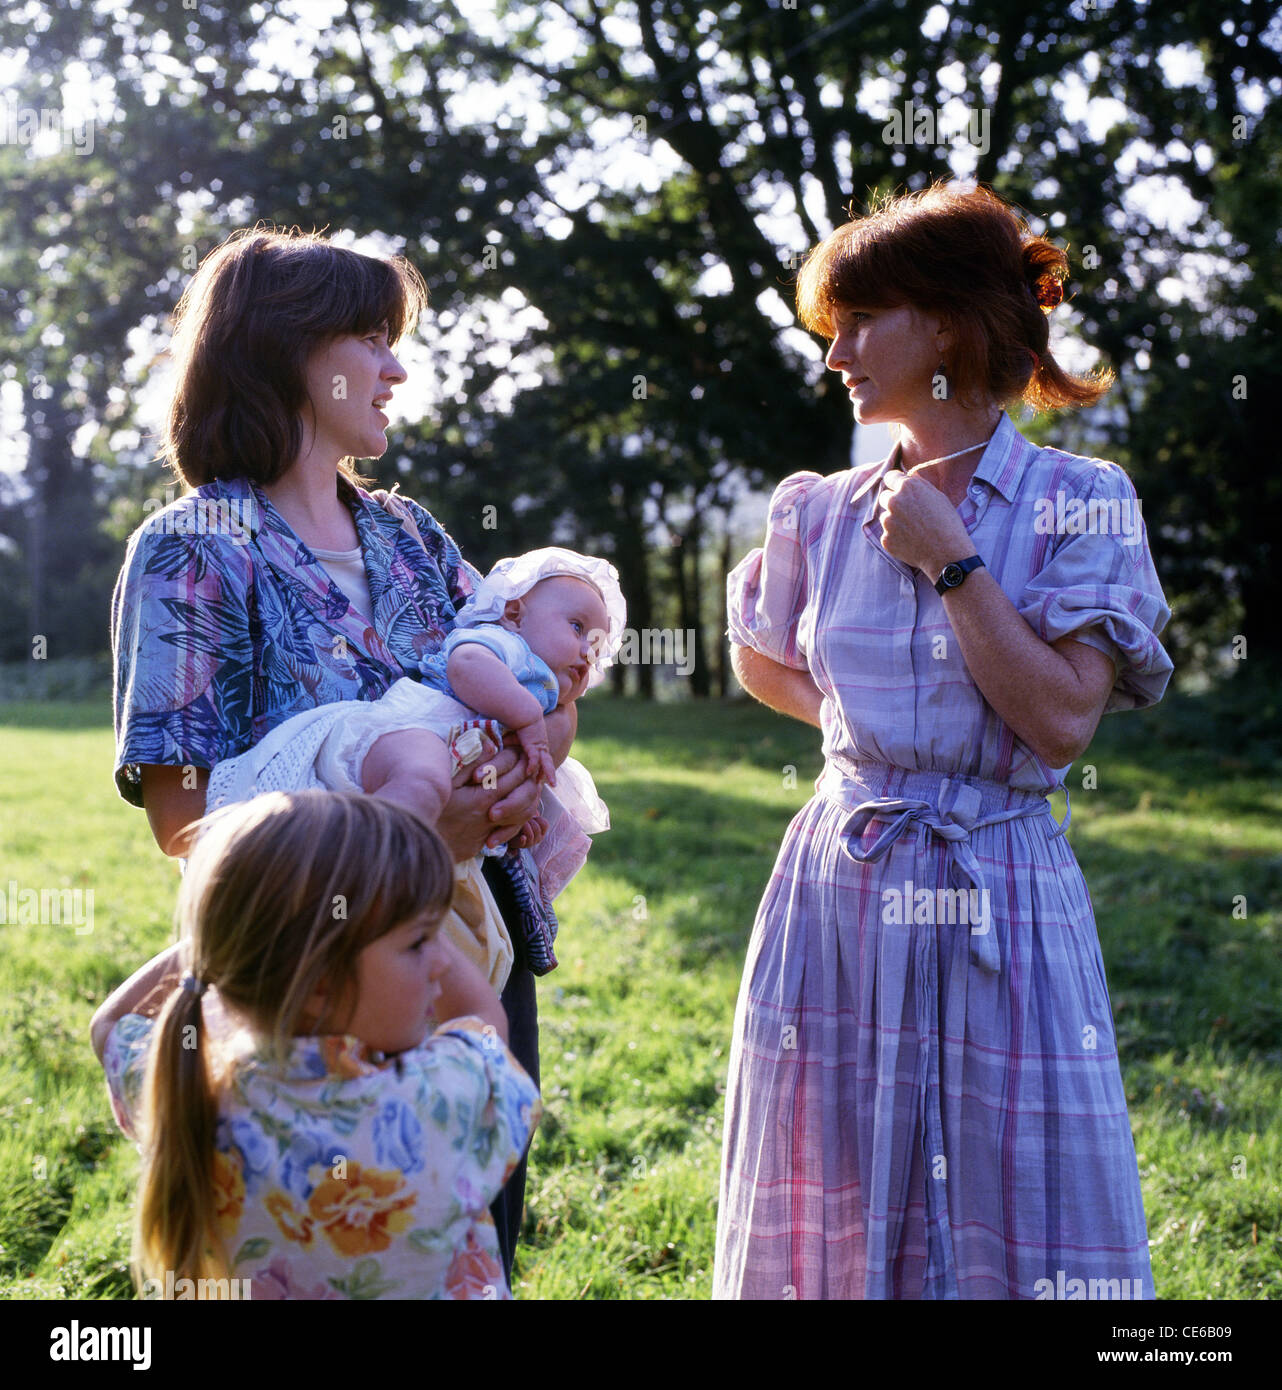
[205,548,624,993]
[319,547,622,829]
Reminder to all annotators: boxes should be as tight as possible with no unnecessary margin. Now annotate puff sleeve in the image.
[1017,460,1173,713]
[111,517,255,806]
[102,1013,154,1142]
[726,472,822,670]
[414,1017,543,1200]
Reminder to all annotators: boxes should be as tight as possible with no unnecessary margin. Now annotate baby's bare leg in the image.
[360,729,453,825]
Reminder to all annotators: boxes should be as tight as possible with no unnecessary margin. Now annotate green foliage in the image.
[1,2,1278,672]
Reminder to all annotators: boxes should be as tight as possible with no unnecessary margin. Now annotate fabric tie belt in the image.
[817,761,1071,975]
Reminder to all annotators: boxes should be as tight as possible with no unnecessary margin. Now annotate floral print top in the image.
[110,474,476,808]
[104,1012,541,1300]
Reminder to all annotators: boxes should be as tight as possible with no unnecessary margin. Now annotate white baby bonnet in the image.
[453,547,627,689]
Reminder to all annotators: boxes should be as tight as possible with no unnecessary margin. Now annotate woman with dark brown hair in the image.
[109,227,567,1281]
[715,182,1172,1300]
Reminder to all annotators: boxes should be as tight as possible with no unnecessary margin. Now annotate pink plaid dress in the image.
[714,412,1173,1300]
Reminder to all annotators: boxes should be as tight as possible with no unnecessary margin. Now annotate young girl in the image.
[205,547,625,990]
[90,790,541,1300]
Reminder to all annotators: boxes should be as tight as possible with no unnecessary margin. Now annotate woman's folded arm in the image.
[732,644,824,730]
[140,764,210,857]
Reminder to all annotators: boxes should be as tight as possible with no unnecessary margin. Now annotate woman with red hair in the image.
[716,182,1172,1300]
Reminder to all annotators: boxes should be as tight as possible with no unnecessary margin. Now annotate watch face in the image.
[941,563,964,588]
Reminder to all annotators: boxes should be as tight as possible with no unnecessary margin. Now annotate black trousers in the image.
[482,859,541,1285]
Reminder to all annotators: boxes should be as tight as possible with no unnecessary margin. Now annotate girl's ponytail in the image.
[135,983,226,1287]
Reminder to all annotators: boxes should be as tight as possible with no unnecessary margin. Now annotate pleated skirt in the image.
[712,761,1153,1301]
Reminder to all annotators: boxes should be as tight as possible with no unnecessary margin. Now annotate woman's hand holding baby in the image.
[436,624,588,854]
[436,746,541,857]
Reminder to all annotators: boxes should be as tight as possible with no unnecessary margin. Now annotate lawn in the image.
[0,686,1278,1299]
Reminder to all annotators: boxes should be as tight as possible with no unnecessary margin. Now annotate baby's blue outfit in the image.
[418,623,560,716]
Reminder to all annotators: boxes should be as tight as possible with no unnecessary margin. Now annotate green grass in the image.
[0,688,1278,1299]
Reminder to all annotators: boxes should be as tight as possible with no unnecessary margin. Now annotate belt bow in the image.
[836,777,1069,975]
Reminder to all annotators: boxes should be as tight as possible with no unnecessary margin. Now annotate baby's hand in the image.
[514,814,548,850]
[514,716,556,787]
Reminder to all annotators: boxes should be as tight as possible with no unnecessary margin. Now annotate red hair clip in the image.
[1034,277,1064,311]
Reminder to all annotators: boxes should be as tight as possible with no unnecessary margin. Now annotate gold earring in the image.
[932,359,950,400]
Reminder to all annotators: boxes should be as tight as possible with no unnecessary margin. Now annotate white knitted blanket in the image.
[205,704,607,901]
[206,703,345,810]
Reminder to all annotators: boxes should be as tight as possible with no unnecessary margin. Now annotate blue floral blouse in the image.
[110,472,563,972]
[104,1013,542,1299]
[111,474,477,807]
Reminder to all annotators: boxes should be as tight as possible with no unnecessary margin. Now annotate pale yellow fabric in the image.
[441,858,513,994]
[307,543,375,630]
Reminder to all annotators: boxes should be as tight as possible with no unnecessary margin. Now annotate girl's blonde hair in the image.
[133,790,454,1294]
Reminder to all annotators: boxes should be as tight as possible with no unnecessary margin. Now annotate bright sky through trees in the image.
[0,1,1250,487]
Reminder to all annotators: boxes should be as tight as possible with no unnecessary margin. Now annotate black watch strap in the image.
[934,554,985,595]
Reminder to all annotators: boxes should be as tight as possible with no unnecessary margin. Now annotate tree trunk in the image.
[670,530,690,695]
[685,502,709,697]
[1238,571,1282,667]
[25,390,78,654]
[614,477,654,698]
[716,522,732,698]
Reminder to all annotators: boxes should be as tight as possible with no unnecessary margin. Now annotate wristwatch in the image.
[934,554,985,595]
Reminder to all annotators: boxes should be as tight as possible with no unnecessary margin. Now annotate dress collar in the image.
[848,410,1029,507]
[969,411,1028,502]
[198,472,407,549]
[250,1033,394,1083]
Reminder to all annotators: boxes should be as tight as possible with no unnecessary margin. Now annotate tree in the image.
[2,0,1278,679]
